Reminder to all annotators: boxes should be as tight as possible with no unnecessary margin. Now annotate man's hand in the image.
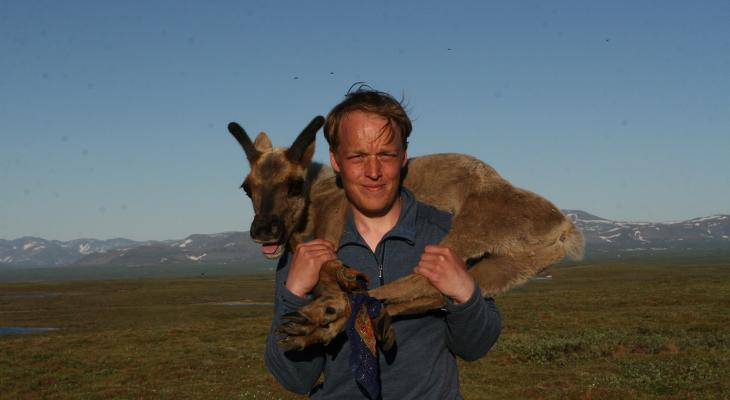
[413,245,474,304]
[285,239,337,297]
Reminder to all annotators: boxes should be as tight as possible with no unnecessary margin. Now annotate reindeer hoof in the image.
[281,311,308,324]
[276,288,352,350]
[278,321,314,337]
[372,309,395,352]
[277,335,309,352]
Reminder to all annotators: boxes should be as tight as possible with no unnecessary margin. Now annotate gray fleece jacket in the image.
[264,188,501,399]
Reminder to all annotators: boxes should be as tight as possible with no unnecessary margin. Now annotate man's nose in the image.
[364,156,382,179]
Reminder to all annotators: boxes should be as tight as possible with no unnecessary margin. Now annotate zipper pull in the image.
[378,263,384,286]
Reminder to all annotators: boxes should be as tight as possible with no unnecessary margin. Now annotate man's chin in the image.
[349,198,401,219]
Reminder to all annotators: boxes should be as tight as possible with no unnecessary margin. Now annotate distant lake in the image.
[0,327,59,335]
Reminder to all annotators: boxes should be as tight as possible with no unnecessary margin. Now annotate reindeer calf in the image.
[228,116,584,350]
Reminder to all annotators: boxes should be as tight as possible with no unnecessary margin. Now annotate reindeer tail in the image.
[562,222,585,261]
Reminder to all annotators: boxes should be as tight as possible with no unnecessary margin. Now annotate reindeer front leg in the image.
[368,274,446,316]
[365,254,532,317]
[277,260,387,351]
[369,239,571,318]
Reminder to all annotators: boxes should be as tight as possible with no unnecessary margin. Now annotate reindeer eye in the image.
[241,181,252,198]
[288,179,304,197]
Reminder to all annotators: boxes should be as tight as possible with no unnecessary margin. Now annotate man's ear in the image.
[330,149,341,173]
[401,150,408,168]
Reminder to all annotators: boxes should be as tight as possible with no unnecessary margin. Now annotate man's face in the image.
[330,110,408,218]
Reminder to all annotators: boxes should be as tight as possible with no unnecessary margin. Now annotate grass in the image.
[1,260,728,399]
[0,263,274,283]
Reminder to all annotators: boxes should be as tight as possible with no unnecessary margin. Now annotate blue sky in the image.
[1,1,729,241]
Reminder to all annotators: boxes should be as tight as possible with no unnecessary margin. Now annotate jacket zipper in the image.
[378,262,384,286]
[376,241,386,286]
[368,249,384,287]
[358,239,388,287]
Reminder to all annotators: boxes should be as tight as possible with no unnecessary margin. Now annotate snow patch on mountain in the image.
[599,233,622,242]
[78,243,92,255]
[689,215,727,223]
[186,253,207,261]
[633,230,647,242]
[23,242,41,251]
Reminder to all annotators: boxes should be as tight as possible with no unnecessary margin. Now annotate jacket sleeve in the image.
[263,253,325,394]
[443,282,501,361]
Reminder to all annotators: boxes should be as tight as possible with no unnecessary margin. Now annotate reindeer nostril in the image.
[250,216,286,242]
[251,217,273,239]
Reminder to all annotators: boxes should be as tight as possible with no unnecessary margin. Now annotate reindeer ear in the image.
[227,122,260,163]
[254,132,273,152]
[287,116,324,166]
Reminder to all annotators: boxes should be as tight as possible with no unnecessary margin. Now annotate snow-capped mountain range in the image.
[564,210,729,258]
[0,233,266,268]
[1,211,728,268]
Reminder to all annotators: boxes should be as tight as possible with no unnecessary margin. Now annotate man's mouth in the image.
[362,184,385,192]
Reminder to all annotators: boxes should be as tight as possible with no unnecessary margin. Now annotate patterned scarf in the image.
[345,292,383,400]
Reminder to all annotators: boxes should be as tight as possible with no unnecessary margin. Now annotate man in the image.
[265,87,501,399]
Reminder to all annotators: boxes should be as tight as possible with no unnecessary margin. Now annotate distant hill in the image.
[0,237,146,267]
[0,232,267,268]
[566,211,730,259]
[1,211,728,268]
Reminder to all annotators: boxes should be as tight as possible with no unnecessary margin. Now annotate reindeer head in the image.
[227,116,324,259]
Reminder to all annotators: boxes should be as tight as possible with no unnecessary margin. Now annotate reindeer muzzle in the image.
[250,215,287,258]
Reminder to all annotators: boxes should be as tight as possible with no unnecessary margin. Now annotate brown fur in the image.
[228,117,584,350]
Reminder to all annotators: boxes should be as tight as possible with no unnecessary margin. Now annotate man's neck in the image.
[352,198,402,253]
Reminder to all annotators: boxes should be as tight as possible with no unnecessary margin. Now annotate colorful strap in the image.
[345,292,383,400]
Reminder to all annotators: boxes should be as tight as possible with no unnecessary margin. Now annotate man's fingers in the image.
[313,250,338,263]
[415,258,436,270]
[418,253,447,266]
[413,265,426,276]
[296,244,335,256]
[417,245,474,303]
[413,264,438,282]
[304,252,334,263]
[298,248,336,263]
[414,259,438,274]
